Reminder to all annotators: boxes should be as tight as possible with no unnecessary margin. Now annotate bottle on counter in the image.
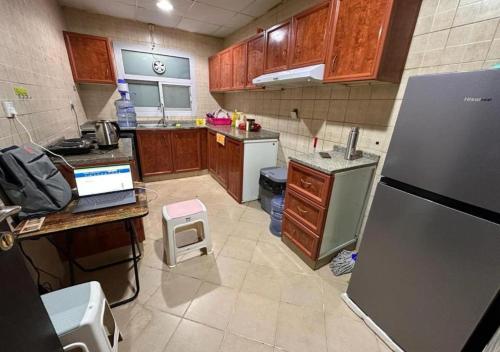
[231,110,240,127]
[115,79,137,128]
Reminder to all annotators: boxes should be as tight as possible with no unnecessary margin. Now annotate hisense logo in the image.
[464,96,492,102]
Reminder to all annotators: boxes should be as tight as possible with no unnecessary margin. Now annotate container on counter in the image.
[115,79,137,127]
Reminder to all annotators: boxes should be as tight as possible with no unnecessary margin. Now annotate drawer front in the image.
[282,214,320,259]
[288,161,332,206]
[285,189,326,235]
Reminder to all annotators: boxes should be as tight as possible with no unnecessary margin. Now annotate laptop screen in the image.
[74,164,134,197]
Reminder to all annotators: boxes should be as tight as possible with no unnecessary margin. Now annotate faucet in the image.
[158,103,168,127]
[0,205,20,252]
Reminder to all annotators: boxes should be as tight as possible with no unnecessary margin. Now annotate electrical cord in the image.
[135,186,159,203]
[19,240,62,292]
[18,241,42,290]
[13,115,75,170]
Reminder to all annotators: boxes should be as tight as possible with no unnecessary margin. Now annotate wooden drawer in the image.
[285,189,326,235]
[282,213,320,259]
[287,161,333,206]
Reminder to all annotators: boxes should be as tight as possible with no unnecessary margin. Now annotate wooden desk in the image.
[15,183,149,307]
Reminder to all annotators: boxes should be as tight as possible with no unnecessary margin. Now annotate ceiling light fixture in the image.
[157,0,173,12]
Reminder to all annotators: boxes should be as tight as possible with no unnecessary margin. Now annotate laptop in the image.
[72,164,136,213]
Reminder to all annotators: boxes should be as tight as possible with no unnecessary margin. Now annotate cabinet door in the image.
[324,0,392,82]
[216,140,228,188]
[226,138,243,202]
[246,33,265,88]
[264,20,291,73]
[172,130,201,173]
[232,42,248,90]
[289,1,332,68]
[63,31,116,84]
[136,130,174,177]
[220,49,233,91]
[209,55,221,91]
[207,131,217,173]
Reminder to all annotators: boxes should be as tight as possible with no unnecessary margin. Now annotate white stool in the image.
[162,199,212,267]
[41,281,121,352]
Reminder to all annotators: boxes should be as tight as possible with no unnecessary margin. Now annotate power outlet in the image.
[1,101,17,118]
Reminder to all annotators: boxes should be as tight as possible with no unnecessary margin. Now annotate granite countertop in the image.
[290,146,379,175]
[50,138,133,166]
[84,120,280,141]
[206,125,280,141]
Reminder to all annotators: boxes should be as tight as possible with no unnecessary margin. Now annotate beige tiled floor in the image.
[93,175,388,352]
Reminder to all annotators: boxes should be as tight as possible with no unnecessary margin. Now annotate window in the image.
[114,43,195,117]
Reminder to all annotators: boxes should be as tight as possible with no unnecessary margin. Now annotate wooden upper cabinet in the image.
[220,49,233,90]
[172,130,201,173]
[324,0,422,83]
[209,55,221,91]
[289,1,332,68]
[232,42,247,90]
[264,20,291,73]
[246,33,265,88]
[63,31,116,84]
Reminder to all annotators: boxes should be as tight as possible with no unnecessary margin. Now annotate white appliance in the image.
[242,139,279,202]
[252,64,325,87]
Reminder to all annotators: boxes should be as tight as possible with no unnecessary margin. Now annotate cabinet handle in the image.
[331,55,338,69]
[297,206,309,215]
[300,178,312,188]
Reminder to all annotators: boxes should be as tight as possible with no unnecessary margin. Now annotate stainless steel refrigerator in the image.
[345,70,500,352]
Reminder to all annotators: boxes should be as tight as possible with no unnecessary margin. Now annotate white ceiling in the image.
[58,0,282,38]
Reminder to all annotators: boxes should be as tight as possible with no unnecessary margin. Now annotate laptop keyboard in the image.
[78,191,134,206]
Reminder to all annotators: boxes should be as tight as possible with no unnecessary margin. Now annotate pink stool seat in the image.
[165,199,204,219]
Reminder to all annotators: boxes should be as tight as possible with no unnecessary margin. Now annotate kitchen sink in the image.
[136,121,196,128]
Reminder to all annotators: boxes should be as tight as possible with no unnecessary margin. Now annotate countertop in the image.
[81,121,280,141]
[289,146,379,175]
[50,138,134,166]
[206,125,280,141]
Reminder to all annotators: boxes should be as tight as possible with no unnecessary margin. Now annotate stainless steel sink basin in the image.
[136,121,195,128]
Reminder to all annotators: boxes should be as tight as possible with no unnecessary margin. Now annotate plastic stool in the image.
[162,199,212,267]
[41,281,121,352]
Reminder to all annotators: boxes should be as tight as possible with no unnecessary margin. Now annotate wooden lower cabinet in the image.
[216,139,229,188]
[226,138,244,202]
[283,161,376,269]
[207,130,244,202]
[57,159,145,258]
[207,130,217,174]
[172,130,202,172]
[137,129,205,178]
[136,130,174,177]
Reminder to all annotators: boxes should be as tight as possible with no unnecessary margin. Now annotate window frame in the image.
[113,42,196,117]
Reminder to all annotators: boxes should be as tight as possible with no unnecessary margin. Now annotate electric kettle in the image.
[95,120,120,149]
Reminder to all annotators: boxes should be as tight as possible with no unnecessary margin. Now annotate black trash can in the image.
[259,167,287,214]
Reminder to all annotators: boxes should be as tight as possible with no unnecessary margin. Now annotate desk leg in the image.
[110,219,141,308]
[66,234,76,285]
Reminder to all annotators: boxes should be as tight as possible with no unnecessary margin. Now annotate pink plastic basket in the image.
[207,117,232,125]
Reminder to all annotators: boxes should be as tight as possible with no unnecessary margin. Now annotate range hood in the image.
[253,64,325,86]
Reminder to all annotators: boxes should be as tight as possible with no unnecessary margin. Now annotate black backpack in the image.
[0,145,72,219]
